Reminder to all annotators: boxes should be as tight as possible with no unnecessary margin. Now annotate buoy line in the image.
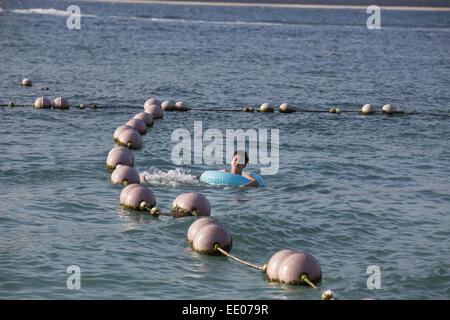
[3,100,448,117]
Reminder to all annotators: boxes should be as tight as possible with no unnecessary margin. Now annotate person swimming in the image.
[216,150,259,187]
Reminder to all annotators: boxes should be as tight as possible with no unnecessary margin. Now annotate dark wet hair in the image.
[234,150,249,165]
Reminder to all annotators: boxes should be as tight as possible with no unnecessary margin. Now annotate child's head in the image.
[232,150,249,170]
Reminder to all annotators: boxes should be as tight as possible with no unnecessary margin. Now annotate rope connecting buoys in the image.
[53,97,70,110]
[186,218,339,300]
[116,127,142,149]
[106,146,134,170]
[33,97,52,109]
[21,78,32,87]
[126,118,147,135]
[110,164,140,185]
[187,217,232,255]
[134,112,154,127]
[171,192,211,218]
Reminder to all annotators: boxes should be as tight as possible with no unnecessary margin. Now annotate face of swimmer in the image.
[231,151,248,174]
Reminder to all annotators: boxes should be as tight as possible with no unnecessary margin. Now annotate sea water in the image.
[0,0,449,299]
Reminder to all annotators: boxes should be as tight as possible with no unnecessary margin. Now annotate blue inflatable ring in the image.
[199,170,264,187]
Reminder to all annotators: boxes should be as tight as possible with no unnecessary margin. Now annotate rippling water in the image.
[0,0,449,300]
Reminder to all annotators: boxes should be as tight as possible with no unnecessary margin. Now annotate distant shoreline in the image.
[79,0,450,11]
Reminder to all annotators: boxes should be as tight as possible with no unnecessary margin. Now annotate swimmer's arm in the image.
[240,174,259,187]
[219,169,229,172]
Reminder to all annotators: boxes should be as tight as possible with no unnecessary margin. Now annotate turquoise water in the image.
[0,0,449,300]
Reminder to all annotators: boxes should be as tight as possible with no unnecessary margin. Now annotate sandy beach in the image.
[79,0,450,11]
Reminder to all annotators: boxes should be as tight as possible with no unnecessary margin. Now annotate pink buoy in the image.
[106,146,134,169]
[266,249,322,285]
[119,183,141,205]
[113,125,133,142]
[382,104,396,114]
[126,118,147,135]
[134,112,154,127]
[33,97,52,109]
[161,100,175,111]
[192,223,232,255]
[259,102,274,112]
[187,217,224,243]
[279,103,294,113]
[266,249,297,281]
[117,128,142,149]
[120,184,156,210]
[175,101,190,111]
[144,98,161,107]
[53,97,70,109]
[361,104,376,115]
[110,164,140,185]
[21,78,32,86]
[144,104,164,119]
[171,192,211,218]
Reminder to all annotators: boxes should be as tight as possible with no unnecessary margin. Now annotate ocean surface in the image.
[0,0,449,300]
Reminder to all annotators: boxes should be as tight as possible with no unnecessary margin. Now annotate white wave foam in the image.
[133,16,283,27]
[12,8,96,18]
[140,167,199,188]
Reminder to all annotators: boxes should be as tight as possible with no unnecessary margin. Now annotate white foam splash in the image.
[11,8,96,18]
[140,167,199,188]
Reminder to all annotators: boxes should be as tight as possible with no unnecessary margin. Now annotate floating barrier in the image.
[33,97,51,109]
[116,127,142,149]
[53,97,70,109]
[21,78,32,87]
[2,100,448,117]
[186,218,337,300]
[134,112,154,127]
[199,170,264,188]
[171,192,211,218]
[106,146,134,170]
[110,164,140,185]
[126,118,147,135]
